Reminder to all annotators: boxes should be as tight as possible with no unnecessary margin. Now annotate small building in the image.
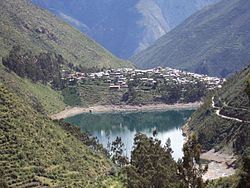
[109,85,120,90]
[121,82,128,88]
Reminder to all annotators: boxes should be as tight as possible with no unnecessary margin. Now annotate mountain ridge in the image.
[132,0,250,77]
[0,0,132,69]
[32,0,219,58]
[186,65,250,155]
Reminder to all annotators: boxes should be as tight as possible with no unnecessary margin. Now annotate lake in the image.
[65,110,194,160]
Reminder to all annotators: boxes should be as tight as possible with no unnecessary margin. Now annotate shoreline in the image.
[181,124,236,180]
[201,149,236,180]
[50,102,202,120]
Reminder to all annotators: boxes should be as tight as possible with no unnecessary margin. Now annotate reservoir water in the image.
[65,110,194,160]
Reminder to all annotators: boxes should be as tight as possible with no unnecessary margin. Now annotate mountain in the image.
[0,0,132,69]
[132,0,250,77]
[32,0,219,59]
[0,83,118,187]
[186,65,250,156]
[0,53,121,186]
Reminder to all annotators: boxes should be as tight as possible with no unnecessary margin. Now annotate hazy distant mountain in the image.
[32,0,219,59]
[0,0,132,69]
[132,0,250,77]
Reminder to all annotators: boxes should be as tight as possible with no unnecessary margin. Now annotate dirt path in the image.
[211,97,250,123]
[51,102,202,120]
[201,149,236,180]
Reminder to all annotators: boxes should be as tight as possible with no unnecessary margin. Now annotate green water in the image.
[65,110,194,159]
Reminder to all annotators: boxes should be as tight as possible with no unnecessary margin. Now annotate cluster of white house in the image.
[62,67,225,90]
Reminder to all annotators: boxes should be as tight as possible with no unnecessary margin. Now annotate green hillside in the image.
[0,0,132,69]
[186,65,250,155]
[0,63,66,115]
[0,72,121,187]
[132,0,250,77]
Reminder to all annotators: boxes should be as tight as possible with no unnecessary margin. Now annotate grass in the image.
[0,82,122,187]
[206,174,241,188]
[75,82,126,106]
[187,66,250,155]
[0,0,133,69]
[0,64,66,115]
[71,83,157,107]
[132,0,250,77]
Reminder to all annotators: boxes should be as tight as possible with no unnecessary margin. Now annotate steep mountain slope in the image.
[0,62,66,115]
[186,65,250,156]
[0,56,121,186]
[0,0,131,68]
[32,0,219,58]
[132,0,250,77]
[0,82,118,187]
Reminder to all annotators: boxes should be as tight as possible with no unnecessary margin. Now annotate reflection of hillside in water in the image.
[65,110,194,133]
[65,110,194,160]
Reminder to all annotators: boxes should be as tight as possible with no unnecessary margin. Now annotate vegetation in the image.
[0,83,121,187]
[132,0,250,77]
[117,133,209,188]
[185,66,250,187]
[0,63,66,115]
[177,134,208,188]
[0,0,132,69]
[110,137,129,167]
[62,86,82,106]
[3,46,65,89]
[58,120,108,155]
[123,133,178,187]
[66,77,207,107]
[187,66,250,155]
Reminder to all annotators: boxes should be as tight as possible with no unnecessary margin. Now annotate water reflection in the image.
[65,110,194,160]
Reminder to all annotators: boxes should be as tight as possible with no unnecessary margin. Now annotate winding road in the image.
[211,97,250,123]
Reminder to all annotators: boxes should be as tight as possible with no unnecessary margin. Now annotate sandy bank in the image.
[181,126,236,180]
[201,149,236,180]
[51,102,201,120]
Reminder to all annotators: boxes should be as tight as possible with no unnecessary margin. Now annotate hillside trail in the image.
[201,96,250,180]
[211,97,250,123]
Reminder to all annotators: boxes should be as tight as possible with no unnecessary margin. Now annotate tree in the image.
[245,78,250,100]
[160,84,182,104]
[124,133,178,188]
[2,46,65,89]
[177,134,208,188]
[110,137,128,167]
[127,82,136,103]
[238,155,250,188]
[0,169,8,188]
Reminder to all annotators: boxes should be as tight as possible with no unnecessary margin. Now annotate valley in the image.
[32,0,219,58]
[132,0,250,77]
[0,0,249,187]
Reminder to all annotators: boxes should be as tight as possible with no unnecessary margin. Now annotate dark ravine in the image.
[132,0,250,77]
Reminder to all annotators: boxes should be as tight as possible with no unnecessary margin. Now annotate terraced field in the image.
[0,84,119,187]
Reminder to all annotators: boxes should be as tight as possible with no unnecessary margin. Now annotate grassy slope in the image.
[0,64,66,115]
[132,0,250,77]
[0,0,132,69]
[187,66,250,155]
[0,75,121,187]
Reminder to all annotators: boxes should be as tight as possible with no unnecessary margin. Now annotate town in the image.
[61,66,225,91]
